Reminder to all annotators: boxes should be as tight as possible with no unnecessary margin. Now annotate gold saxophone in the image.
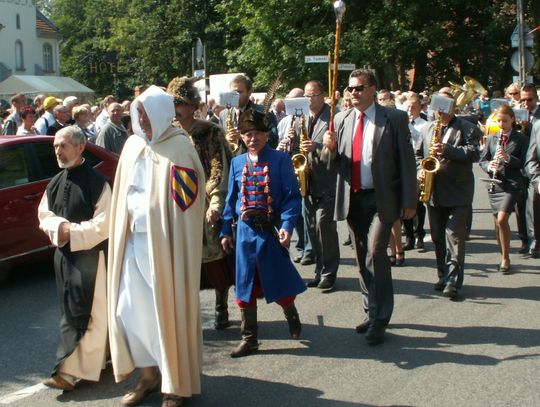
[291,114,311,197]
[419,117,442,203]
[225,107,239,153]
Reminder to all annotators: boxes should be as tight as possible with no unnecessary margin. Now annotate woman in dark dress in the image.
[479,105,527,273]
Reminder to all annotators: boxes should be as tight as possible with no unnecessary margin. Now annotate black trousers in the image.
[347,190,394,325]
[427,205,469,288]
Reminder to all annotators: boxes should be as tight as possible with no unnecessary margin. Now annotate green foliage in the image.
[47,0,538,98]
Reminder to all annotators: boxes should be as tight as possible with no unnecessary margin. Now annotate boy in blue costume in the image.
[221,108,306,358]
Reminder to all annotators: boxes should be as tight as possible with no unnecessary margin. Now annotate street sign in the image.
[330,63,356,71]
[305,55,329,63]
[512,75,534,84]
[193,69,205,79]
[511,24,534,47]
[510,50,534,71]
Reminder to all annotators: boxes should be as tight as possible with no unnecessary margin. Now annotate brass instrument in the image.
[419,117,442,203]
[225,106,239,153]
[291,114,310,197]
[449,76,487,111]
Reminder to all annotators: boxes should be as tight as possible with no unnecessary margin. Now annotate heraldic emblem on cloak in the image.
[171,164,198,211]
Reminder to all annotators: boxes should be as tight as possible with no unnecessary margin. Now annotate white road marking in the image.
[0,383,47,404]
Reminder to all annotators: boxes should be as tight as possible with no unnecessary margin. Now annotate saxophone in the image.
[419,117,442,203]
[291,114,310,197]
[225,106,239,153]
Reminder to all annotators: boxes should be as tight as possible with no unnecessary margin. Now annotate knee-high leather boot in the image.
[284,304,301,339]
[214,289,231,330]
[230,307,258,358]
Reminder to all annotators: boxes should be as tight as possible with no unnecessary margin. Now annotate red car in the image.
[0,136,118,280]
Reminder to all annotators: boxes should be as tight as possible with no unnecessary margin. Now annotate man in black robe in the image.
[38,126,111,391]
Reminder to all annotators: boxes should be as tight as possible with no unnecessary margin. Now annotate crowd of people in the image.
[1,72,540,406]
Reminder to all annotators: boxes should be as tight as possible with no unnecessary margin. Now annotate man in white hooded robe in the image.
[107,85,205,407]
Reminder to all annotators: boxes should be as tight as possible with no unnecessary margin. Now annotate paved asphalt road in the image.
[1,165,539,406]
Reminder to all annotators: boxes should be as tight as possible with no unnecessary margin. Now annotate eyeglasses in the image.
[347,85,366,93]
[305,93,322,98]
[521,98,534,102]
[507,92,519,95]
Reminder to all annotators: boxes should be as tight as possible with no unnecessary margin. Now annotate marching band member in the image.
[415,88,481,300]
[479,105,527,273]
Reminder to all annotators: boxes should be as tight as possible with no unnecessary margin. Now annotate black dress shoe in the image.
[355,318,371,333]
[443,283,457,299]
[306,278,321,288]
[342,236,352,246]
[317,277,335,290]
[518,241,529,254]
[293,255,302,263]
[365,322,386,345]
[403,238,414,251]
[416,238,424,250]
[434,279,445,291]
[300,257,315,265]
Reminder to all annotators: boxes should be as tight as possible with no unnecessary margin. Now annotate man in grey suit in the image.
[525,119,540,257]
[322,69,417,345]
[415,88,481,300]
[520,84,540,258]
[294,80,340,290]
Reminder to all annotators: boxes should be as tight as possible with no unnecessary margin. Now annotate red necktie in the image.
[351,112,364,192]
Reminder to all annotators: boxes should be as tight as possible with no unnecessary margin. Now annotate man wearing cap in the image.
[415,87,481,299]
[38,125,111,391]
[96,102,128,154]
[220,108,306,358]
[167,76,235,330]
[47,104,71,136]
[35,96,58,135]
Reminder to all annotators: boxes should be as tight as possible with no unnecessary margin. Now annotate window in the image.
[0,146,29,189]
[43,44,53,72]
[32,143,61,181]
[16,14,20,30]
[15,40,24,70]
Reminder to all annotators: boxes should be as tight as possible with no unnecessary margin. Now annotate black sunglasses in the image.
[346,85,366,93]
[521,98,534,102]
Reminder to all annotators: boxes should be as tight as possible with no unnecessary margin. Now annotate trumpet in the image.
[225,105,239,153]
[285,114,296,154]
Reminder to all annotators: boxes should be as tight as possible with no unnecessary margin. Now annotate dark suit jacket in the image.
[330,104,417,223]
[479,129,527,192]
[415,116,481,207]
[46,121,66,136]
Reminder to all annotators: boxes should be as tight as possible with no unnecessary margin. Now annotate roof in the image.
[36,9,61,39]
[0,75,94,103]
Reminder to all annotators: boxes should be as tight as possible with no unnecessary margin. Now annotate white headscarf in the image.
[130,85,175,145]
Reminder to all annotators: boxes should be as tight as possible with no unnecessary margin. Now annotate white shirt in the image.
[408,117,427,149]
[34,110,55,135]
[94,109,109,134]
[352,103,376,189]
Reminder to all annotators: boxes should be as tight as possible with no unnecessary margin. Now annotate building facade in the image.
[0,1,61,83]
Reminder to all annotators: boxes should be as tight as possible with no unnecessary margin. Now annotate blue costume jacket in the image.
[221,145,306,303]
